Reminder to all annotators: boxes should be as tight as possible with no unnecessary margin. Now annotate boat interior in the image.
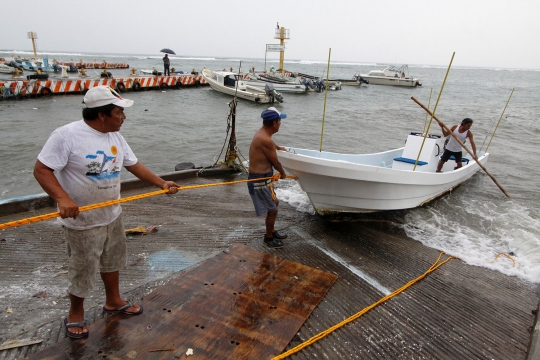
[285,133,485,173]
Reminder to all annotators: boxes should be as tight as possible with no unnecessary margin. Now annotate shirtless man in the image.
[248,107,288,248]
[436,118,477,173]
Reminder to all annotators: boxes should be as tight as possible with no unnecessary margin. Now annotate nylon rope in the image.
[271,252,455,360]
[0,174,296,230]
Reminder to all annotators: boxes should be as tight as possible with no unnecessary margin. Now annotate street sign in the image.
[266,44,285,52]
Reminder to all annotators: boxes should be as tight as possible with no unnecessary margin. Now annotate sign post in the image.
[265,44,285,71]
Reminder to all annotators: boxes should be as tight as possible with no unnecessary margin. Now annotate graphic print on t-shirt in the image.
[84,145,120,180]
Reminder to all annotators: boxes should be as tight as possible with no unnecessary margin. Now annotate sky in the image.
[1,0,538,70]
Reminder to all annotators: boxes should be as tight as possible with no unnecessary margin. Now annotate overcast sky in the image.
[1,0,538,69]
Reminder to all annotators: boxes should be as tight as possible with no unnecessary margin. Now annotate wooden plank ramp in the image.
[28,243,337,360]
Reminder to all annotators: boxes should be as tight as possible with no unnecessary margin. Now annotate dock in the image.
[0,74,207,99]
[0,170,538,359]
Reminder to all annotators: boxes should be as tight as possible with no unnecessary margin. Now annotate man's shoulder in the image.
[52,119,84,135]
[252,130,273,144]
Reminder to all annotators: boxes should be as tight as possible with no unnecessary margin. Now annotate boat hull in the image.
[203,69,274,103]
[359,76,420,87]
[277,147,489,214]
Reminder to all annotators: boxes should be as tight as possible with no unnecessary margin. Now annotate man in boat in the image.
[436,118,477,173]
[163,53,170,76]
[248,107,288,249]
[33,86,180,339]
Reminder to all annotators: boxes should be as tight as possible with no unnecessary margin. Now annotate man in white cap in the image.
[34,86,180,339]
[248,107,288,249]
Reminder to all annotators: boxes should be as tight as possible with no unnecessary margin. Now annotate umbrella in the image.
[160,48,176,55]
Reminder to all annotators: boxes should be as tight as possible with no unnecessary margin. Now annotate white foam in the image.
[403,198,540,283]
[274,180,315,215]
[275,178,540,284]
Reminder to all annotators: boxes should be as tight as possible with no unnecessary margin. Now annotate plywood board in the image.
[30,243,337,359]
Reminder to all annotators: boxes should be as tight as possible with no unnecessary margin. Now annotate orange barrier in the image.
[0,74,208,97]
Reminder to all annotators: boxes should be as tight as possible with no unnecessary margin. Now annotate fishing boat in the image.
[356,65,421,87]
[277,132,488,214]
[202,69,283,103]
[297,72,368,87]
[0,63,15,74]
[244,77,307,94]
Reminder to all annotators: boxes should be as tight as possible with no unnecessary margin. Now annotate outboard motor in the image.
[314,78,326,92]
[354,74,369,84]
[264,83,284,103]
[301,78,316,91]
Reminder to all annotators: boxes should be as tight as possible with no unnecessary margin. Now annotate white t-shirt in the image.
[38,120,138,230]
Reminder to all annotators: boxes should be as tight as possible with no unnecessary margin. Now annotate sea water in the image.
[1,50,539,283]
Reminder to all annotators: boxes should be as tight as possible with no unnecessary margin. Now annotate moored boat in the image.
[0,63,15,74]
[202,69,283,103]
[356,65,421,87]
[244,77,306,94]
[277,132,488,214]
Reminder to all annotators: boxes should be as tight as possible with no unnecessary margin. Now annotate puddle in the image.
[148,251,195,271]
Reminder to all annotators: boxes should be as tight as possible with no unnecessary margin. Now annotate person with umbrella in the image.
[161,48,175,76]
[163,54,170,76]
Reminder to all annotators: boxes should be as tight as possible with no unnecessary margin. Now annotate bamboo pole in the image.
[414,52,455,171]
[484,88,514,153]
[411,96,511,198]
[319,48,331,152]
[423,88,433,134]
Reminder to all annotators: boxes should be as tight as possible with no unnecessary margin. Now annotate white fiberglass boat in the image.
[356,65,421,87]
[244,78,306,94]
[277,132,487,214]
[202,69,283,103]
[0,63,15,74]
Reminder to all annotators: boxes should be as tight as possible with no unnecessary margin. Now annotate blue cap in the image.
[261,106,286,121]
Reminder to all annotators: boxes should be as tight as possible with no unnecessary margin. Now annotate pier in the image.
[0,74,208,99]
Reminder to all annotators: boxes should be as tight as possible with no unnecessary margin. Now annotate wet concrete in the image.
[0,173,539,359]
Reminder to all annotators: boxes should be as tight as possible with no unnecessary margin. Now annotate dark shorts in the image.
[440,149,463,163]
[247,172,277,216]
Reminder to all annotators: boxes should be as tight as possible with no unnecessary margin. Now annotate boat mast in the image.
[27,31,38,58]
[274,25,290,73]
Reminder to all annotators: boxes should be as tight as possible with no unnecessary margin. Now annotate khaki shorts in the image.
[64,214,127,298]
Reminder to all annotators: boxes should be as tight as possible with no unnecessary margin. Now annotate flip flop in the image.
[64,317,89,339]
[103,301,143,315]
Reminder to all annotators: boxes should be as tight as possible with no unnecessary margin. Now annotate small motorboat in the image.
[277,132,487,214]
[202,69,283,103]
[0,63,15,74]
[244,76,306,94]
[356,65,421,87]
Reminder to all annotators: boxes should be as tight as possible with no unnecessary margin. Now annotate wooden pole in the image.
[423,88,433,134]
[411,96,511,198]
[319,48,331,152]
[414,52,455,171]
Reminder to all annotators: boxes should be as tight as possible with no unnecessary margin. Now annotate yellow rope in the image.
[494,252,516,266]
[0,174,297,230]
[272,252,455,360]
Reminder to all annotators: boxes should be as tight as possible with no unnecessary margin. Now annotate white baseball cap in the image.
[83,86,134,108]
